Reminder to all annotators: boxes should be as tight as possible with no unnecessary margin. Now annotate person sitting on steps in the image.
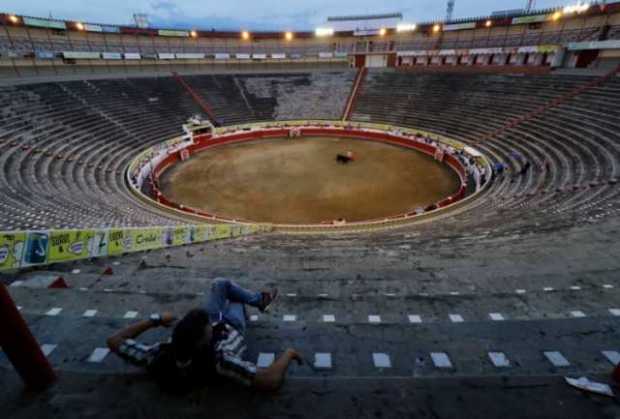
[107,277,301,394]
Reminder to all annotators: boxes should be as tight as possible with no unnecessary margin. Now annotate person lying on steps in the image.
[107,277,301,394]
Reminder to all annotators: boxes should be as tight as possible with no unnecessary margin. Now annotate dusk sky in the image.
[2,0,577,30]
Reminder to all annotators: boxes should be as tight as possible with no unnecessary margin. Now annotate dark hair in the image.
[171,308,210,363]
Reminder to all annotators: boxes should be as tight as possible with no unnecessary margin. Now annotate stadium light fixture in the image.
[432,24,441,33]
[190,30,197,38]
[315,27,334,37]
[563,2,590,14]
[241,31,250,40]
[551,11,562,21]
[75,22,84,31]
[396,23,417,32]
[485,20,492,28]
[285,31,294,41]
[8,14,19,24]
[379,28,387,36]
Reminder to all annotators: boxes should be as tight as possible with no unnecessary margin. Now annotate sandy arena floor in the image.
[159,136,460,224]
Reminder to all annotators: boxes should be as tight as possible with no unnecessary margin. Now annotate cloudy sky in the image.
[3,0,570,30]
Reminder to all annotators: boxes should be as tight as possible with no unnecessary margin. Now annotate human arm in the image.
[106,311,176,353]
[253,349,302,392]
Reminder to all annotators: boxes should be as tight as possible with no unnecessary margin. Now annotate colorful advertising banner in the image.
[48,230,93,263]
[0,232,26,270]
[0,223,266,271]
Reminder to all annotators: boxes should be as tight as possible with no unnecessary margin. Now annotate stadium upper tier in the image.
[0,69,618,233]
[0,4,619,77]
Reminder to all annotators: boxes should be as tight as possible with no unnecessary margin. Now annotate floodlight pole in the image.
[0,284,56,390]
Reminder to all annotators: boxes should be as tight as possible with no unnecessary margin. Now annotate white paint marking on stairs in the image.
[283,315,297,322]
[286,293,297,298]
[489,313,505,321]
[372,353,391,368]
[40,344,57,357]
[603,284,614,289]
[323,315,335,323]
[569,286,581,291]
[45,308,62,316]
[543,287,554,292]
[17,306,22,311]
[318,293,329,298]
[609,309,620,316]
[449,314,464,323]
[515,289,526,294]
[314,353,332,369]
[408,315,422,324]
[569,310,586,318]
[10,281,24,287]
[431,352,453,368]
[79,287,88,292]
[83,310,98,317]
[601,351,620,366]
[384,293,397,297]
[123,311,138,319]
[257,353,275,368]
[250,315,258,322]
[368,315,382,324]
[544,351,570,367]
[488,352,510,367]
[449,291,460,296]
[112,261,120,266]
[87,348,110,363]
[71,269,81,274]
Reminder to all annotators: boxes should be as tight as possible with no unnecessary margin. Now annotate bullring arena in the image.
[1,3,620,419]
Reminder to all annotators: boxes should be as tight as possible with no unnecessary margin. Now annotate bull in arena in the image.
[336,151,355,164]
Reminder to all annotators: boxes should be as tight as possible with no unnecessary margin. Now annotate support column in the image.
[0,284,56,390]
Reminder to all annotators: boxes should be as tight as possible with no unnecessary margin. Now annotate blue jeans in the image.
[205,277,262,334]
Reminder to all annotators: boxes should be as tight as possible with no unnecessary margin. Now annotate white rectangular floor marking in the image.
[372,353,391,368]
[87,348,110,363]
[488,352,510,367]
[384,293,397,297]
[543,287,554,292]
[368,315,382,324]
[257,353,275,368]
[569,286,581,291]
[83,310,98,317]
[570,310,586,318]
[449,291,460,296]
[408,315,422,324]
[449,314,464,323]
[318,293,329,298]
[603,284,614,289]
[283,315,297,322]
[250,315,259,322]
[489,313,505,321]
[71,269,81,274]
[431,352,453,368]
[10,281,24,287]
[609,309,620,316]
[40,344,57,357]
[45,308,62,316]
[123,311,138,319]
[314,353,332,369]
[602,351,620,366]
[515,289,526,294]
[544,351,570,367]
[323,314,336,323]
[286,293,297,297]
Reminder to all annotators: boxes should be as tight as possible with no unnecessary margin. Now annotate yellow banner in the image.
[133,228,164,251]
[48,230,94,263]
[0,232,26,270]
[213,224,232,240]
[108,229,133,256]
